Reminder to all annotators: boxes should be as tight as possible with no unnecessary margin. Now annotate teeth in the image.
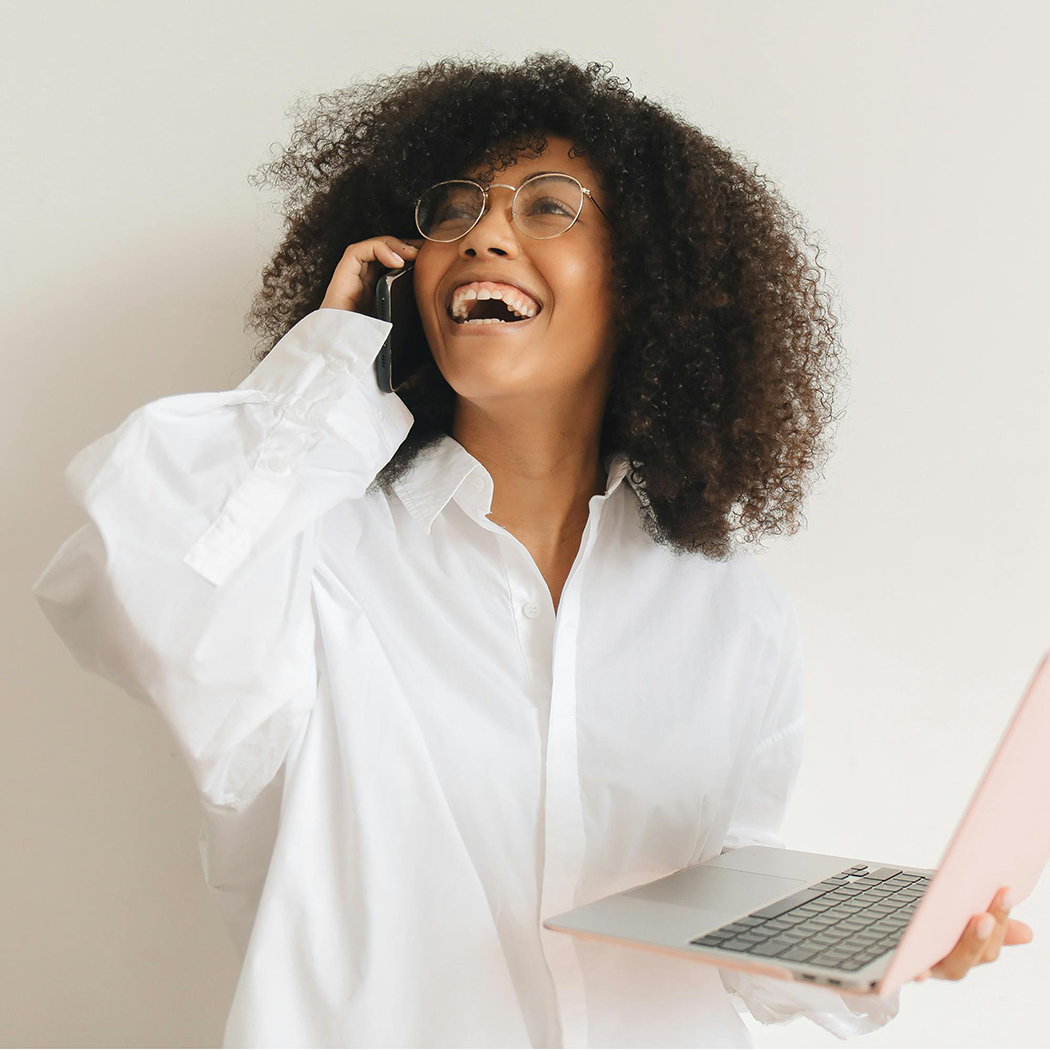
[450,284,539,321]
[463,317,509,325]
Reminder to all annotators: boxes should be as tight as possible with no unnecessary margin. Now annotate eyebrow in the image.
[466,170,563,182]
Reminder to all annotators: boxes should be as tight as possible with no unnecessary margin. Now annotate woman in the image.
[32,52,1029,1047]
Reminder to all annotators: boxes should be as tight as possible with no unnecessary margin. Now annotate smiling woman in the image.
[34,49,892,1050]
[245,51,846,562]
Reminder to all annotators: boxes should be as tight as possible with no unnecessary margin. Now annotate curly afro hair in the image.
[245,50,847,561]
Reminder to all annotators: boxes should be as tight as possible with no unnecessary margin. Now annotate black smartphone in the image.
[373,263,429,394]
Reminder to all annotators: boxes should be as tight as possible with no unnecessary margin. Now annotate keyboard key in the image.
[792,926,823,939]
[799,942,836,957]
[859,946,890,960]
[690,935,727,947]
[867,867,904,880]
[747,938,795,957]
[718,938,755,952]
[735,916,765,927]
[747,925,778,938]
[750,888,831,919]
[781,946,821,962]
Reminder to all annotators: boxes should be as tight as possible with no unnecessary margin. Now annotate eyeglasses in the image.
[414,171,609,242]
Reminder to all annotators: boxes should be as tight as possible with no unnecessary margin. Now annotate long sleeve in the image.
[717,594,903,1039]
[32,308,412,811]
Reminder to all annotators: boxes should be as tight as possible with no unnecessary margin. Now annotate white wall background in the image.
[5,1,1048,1046]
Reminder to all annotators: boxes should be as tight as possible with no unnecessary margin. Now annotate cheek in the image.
[549,247,613,310]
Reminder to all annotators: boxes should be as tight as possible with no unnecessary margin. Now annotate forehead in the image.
[464,133,597,185]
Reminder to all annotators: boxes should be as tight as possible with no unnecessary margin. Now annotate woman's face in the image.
[412,132,617,406]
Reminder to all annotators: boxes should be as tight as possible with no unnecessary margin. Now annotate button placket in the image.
[537,508,608,1048]
[263,455,290,476]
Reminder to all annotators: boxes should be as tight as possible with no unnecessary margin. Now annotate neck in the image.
[451,396,609,545]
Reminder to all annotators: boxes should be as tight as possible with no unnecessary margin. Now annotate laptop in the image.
[543,647,1050,999]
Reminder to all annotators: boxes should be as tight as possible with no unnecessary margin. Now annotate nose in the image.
[458,184,520,254]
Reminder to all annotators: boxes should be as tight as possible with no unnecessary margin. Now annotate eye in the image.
[527,197,574,217]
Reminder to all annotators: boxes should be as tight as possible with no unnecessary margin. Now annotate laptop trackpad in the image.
[623,864,806,912]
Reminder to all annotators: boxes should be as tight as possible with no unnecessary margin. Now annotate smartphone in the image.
[373,262,429,393]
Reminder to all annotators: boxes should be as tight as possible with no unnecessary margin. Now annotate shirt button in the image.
[374,406,384,422]
[471,477,484,492]
[327,358,349,373]
[264,455,290,476]
[523,602,541,619]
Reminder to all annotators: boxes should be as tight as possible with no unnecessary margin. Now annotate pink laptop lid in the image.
[877,647,1050,997]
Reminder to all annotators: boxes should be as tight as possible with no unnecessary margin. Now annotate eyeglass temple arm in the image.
[581,188,609,223]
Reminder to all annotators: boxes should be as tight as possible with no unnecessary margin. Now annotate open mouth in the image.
[446,297,543,326]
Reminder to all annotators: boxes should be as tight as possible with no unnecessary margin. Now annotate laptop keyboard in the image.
[689,863,931,972]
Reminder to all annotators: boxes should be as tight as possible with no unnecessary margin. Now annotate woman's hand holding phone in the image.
[320,235,424,315]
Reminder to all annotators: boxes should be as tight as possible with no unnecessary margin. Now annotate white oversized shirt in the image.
[32,308,902,1047]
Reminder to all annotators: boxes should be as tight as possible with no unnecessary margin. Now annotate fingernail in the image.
[1001,887,1015,911]
[390,252,404,264]
[977,914,995,940]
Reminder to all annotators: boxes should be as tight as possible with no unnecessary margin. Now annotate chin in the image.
[441,363,547,403]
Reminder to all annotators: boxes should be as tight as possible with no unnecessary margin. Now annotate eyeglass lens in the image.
[416,175,583,241]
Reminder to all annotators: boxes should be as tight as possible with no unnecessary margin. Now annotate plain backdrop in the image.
[4,1,1048,1046]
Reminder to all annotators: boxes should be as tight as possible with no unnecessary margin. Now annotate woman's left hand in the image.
[912,886,1034,981]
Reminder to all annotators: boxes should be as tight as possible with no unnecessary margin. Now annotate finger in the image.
[378,240,407,267]
[933,913,995,980]
[980,887,1013,963]
[969,912,998,970]
[1004,918,1034,945]
[387,235,421,257]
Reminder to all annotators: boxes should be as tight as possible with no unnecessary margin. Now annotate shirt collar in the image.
[391,433,637,535]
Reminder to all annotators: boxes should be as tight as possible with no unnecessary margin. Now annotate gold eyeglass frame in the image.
[414,171,609,242]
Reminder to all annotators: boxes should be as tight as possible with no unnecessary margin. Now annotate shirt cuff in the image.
[719,966,903,1038]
